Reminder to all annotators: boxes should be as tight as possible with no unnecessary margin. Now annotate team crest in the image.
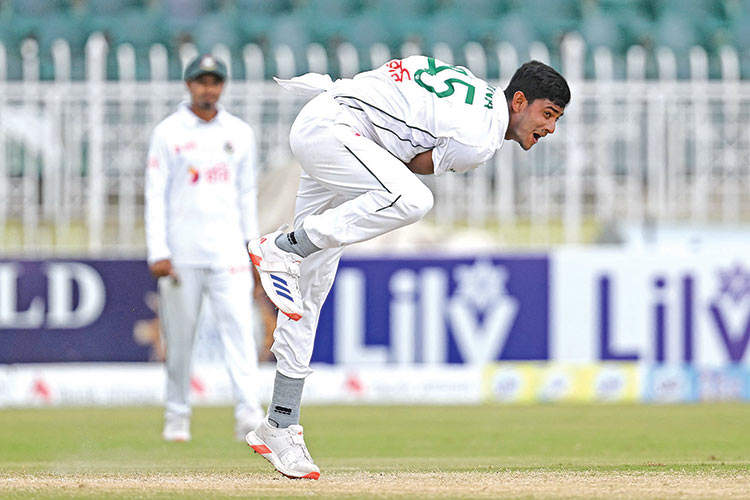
[199,55,217,71]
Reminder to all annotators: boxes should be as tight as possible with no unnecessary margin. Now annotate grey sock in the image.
[275,227,321,258]
[267,371,305,428]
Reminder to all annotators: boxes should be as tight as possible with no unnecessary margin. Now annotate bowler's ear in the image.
[510,91,528,113]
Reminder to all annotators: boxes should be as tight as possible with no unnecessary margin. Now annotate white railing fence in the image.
[1,33,749,255]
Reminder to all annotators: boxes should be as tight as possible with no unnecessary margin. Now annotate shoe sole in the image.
[245,431,320,480]
[162,435,190,442]
[248,240,302,321]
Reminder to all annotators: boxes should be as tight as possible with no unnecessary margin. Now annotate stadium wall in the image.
[2,246,750,406]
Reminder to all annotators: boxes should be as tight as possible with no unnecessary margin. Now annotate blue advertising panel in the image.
[0,256,550,365]
[0,260,156,363]
[312,255,550,365]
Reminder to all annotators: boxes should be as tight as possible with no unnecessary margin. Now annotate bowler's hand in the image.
[149,259,178,283]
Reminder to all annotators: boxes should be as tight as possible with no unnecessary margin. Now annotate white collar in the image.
[178,101,225,126]
[495,90,510,145]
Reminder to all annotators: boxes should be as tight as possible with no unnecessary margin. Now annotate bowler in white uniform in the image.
[145,54,264,442]
[247,57,571,478]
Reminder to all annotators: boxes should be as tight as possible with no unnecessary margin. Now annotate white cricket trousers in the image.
[271,93,434,378]
[158,264,262,421]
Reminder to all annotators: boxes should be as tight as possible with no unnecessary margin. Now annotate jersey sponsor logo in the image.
[0,262,106,330]
[206,162,229,183]
[385,59,411,82]
[313,256,549,364]
[188,166,200,183]
[187,163,230,184]
[174,140,197,154]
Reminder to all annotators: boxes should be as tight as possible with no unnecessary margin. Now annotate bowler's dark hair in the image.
[504,60,570,109]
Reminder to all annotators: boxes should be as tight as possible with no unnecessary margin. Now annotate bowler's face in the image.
[507,94,564,150]
[187,74,224,110]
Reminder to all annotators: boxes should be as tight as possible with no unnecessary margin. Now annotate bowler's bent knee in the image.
[398,182,434,224]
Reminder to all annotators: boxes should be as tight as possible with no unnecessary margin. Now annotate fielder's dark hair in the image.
[504,60,570,109]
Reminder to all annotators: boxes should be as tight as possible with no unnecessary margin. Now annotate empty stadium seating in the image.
[0,0,747,80]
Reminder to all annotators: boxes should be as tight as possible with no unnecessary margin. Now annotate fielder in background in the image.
[245,56,570,479]
[145,54,264,442]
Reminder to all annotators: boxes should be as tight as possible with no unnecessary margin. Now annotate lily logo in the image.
[188,166,199,183]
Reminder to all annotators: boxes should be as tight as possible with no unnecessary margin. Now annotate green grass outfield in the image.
[1,404,750,500]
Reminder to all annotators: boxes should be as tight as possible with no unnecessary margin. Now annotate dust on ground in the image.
[4,469,750,499]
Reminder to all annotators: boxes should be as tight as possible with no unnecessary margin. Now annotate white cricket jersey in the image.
[329,55,509,176]
[145,102,259,267]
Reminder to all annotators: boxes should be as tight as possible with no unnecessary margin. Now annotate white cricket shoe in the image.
[162,415,190,442]
[248,226,303,321]
[234,408,265,442]
[245,417,320,479]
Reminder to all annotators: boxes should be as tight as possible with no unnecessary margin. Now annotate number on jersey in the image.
[414,57,476,104]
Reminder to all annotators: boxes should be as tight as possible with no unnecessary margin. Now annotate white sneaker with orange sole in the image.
[248,226,304,321]
[162,415,190,442]
[246,417,320,479]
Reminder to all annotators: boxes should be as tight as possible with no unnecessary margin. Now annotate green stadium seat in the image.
[0,13,23,79]
[653,0,724,23]
[267,14,313,75]
[34,11,91,80]
[234,0,293,15]
[368,0,434,18]
[651,12,702,52]
[435,0,504,18]
[10,0,66,16]
[96,8,169,80]
[189,9,250,78]
[0,0,742,80]
[0,9,26,48]
[339,5,426,55]
[162,0,217,33]
[505,0,580,49]
[579,11,624,52]
[191,11,242,54]
[420,11,472,55]
[437,0,501,44]
[235,12,273,48]
[85,0,143,15]
[303,0,360,17]
[727,8,750,78]
[340,11,395,50]
[492,12,538,61]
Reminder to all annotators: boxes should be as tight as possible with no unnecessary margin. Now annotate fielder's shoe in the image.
[234,408,265,442]
[162,415,190,442]
[245,417,320,479]
[248,226,303,321]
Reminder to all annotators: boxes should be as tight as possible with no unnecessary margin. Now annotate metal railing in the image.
[1,34,749,255]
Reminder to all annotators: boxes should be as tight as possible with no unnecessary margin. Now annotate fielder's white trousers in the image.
[272,93,434,378]
[158,264,262,421]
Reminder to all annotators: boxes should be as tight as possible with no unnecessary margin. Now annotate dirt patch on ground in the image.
[4,470,750,499]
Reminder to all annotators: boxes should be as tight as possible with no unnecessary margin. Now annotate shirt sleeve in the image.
[431,137,496,176]
[144,126,172,264]
[237,124,260,242]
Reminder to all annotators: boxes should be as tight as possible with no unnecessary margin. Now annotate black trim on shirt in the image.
[334,95,438,140]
